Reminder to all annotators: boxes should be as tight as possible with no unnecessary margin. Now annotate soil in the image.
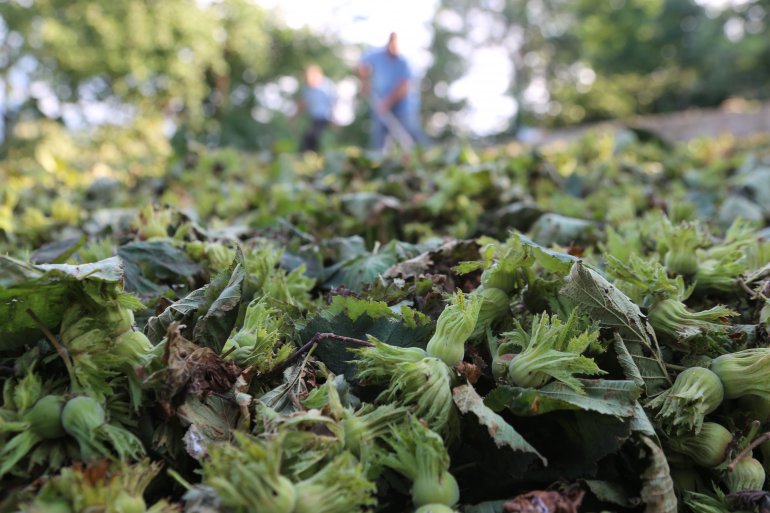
[529,99,770,145]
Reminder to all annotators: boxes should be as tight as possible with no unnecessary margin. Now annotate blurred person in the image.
[297,64,336,153]
[358,32,427,151]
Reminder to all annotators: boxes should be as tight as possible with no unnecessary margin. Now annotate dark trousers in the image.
[301,118,329,152]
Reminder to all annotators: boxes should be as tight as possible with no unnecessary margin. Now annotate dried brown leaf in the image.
[503,488,585,513]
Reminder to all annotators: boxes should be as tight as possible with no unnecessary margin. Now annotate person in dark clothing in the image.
[297,64,336,153]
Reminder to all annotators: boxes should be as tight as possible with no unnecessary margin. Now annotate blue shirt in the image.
[361,48,412,102]
[302,80,335,121]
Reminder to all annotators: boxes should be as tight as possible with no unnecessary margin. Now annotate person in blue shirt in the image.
[358,32,426,151]
[297,64,336,152]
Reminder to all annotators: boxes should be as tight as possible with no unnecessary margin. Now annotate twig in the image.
[727,431,770,471]
[286,332,373,367]
[167,468,194,491]
[449,462,480,474]
[266,332,373,378]
[220,345,238,359]
[738,278,760,300]
[277,217,315,243]
[27,308,77,385]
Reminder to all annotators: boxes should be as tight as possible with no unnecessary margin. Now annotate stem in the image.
[264,347,315,408]
[665,363,688,371]
[737,279,760,300]
[276,217,315,243]
[167,468,195,490]
[449,462,478,474]
[727,431,770,471]
[265,332,373,378]
[746,420,762,445]
[27,308,78,387]
[220,345,237,359]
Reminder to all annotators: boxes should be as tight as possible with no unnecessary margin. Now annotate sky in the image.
[260,0,438,70]
[259,0,517,136]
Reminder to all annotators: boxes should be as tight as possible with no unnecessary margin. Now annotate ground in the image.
[529,100,770,145]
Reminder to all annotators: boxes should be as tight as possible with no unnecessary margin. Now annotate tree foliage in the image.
[1,0,348,150]
[424,0,770,134]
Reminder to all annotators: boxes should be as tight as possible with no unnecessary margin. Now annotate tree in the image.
[422,0,770,134]
[422,1,470,140]
[0,0,348,151]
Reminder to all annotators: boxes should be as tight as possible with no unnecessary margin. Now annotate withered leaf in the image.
[503,488,585,513]
[152,321,241,415]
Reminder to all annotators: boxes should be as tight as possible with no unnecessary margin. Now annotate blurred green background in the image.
[1,0,769,155]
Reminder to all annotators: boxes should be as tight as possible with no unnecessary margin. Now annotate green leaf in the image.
[453,261,484,275]
[584,480,634,508]
[322,235,369,261]
[629,401,657,437]
[117,240,202,296]
[605,254,690,305]
[516,233,583,275]
[324,252,399,293]
[145,286,208,344]
[525,411,632,480]
[326,295,397,322]
[177,396,239,459]
[400,305,430,328]
[30,236,87,264]
[453,384,547,465]
[612,333,645,388]
[0,256,127,351]
[0,256,43,287]
[561,262,670,395]
[529,214,595,247]
[485,380,640,417]
[192,263,245,351]
[144,259,243,346]
[299,312,433,378]
[261,363,318,415]
[339,192,401,222]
